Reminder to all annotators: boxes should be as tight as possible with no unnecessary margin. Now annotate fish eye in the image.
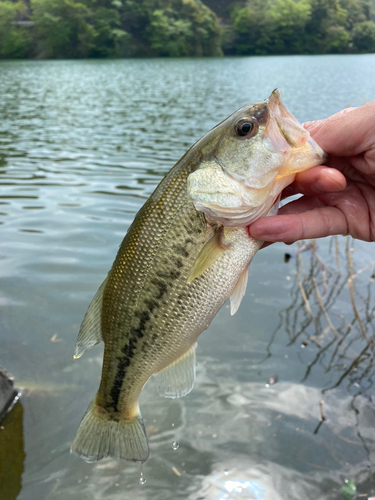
[234,119,257,137]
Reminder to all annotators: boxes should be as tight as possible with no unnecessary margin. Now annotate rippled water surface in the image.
[1,55,375,500]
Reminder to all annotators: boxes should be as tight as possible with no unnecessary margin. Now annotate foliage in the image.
[124,0,223,56]
[226,0,375,55]
[352,19,375,51]
[30,0,128,57]
[31,0,94,57]
[0,1,30,58]
[0,0,374,58]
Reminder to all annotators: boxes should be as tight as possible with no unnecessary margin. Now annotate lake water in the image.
[0,55,375,500]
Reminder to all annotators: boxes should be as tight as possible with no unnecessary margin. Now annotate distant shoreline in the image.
[1,0,375,60]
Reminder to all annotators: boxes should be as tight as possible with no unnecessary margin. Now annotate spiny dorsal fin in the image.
[155,343,197,398]
[187,232,226,283]
[73,277,108,359]
[230,265,249,316]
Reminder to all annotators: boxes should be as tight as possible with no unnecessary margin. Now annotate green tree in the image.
[123,0,222,56]
[352,19,375,51]
[1,0,375,58]
[31,0,95,57]
[229,0,312,55]
[0,1,30,58]
[325,25,350,52]
[148,9,194,56]
[303,0,349,52]
[90,6,128,57]
[227,0,375,55]
[265,0,312,53]
[229,1,271,55]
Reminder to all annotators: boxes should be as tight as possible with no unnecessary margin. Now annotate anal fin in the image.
[74,277,108,359]
[155,343,197,399]
[230,265,249,316]
[187,232,225,283]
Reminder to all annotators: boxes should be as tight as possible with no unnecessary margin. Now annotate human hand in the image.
[248,101,375,243]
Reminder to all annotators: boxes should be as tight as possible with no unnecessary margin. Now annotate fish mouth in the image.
[265,88,326,168]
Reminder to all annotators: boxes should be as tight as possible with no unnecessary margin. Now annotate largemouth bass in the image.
[71,89,325,463]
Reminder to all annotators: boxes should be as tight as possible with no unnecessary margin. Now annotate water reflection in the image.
[197,467,280,500]
[1,57,375,500]
[267,236,375,394]
[265,236,375,489]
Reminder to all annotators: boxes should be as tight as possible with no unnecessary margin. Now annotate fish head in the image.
[187,89,326,227]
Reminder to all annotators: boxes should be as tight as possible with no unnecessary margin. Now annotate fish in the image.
[71,89,325,464]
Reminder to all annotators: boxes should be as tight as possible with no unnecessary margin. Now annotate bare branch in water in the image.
[312,277,339,339]
[267,234,375,402]
[295,271,316,324]
[334,236,341,276]
[346,239,375,354]
[319,399,325,421]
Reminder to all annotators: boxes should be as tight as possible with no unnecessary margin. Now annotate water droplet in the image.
[139,465,146,485]
[171,423,175,427]
[171,441,179,450]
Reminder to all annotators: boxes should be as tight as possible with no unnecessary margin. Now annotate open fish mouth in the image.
[266,88,326,166]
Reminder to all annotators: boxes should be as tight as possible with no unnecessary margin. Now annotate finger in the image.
[282,166,346,199]
[249,207,348,242]
[279,195,325,215]
[303,101,375,157]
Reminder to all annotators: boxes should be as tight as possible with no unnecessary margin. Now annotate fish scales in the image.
[71,89,325,463]
[98,155,208,414]
[98,164,256,415]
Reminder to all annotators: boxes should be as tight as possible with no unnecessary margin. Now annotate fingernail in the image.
[249,219,286,241]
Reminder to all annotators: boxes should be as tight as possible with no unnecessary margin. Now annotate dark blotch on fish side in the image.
[156,269,181,281]
[144,299,158,313]
[151,279,168,300]
[109,341,134,412]
[110,310,152,411]
[172,244,189,258]
[172,257,184,269]
[130,311,150,339]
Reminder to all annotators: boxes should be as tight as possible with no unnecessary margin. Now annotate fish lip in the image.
[266,88,299,125]
[265,89,326,164]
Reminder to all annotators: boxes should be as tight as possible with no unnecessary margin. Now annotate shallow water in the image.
[0,55,375,500]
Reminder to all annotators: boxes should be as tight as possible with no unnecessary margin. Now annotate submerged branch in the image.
[312,277,339,339]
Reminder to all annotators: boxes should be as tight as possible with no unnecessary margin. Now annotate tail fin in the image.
[71,400,149,463]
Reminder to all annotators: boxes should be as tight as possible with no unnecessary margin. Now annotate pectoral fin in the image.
[155,343,197,398]
[230,266,249,316]
[73,277,107,359]
[187,232,225,283]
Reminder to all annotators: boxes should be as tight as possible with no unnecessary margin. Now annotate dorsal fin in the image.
[73,277,108,359]
[187,232,226,283]
[155,343,197,398]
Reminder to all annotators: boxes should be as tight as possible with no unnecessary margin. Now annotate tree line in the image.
[0,0,374,59]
